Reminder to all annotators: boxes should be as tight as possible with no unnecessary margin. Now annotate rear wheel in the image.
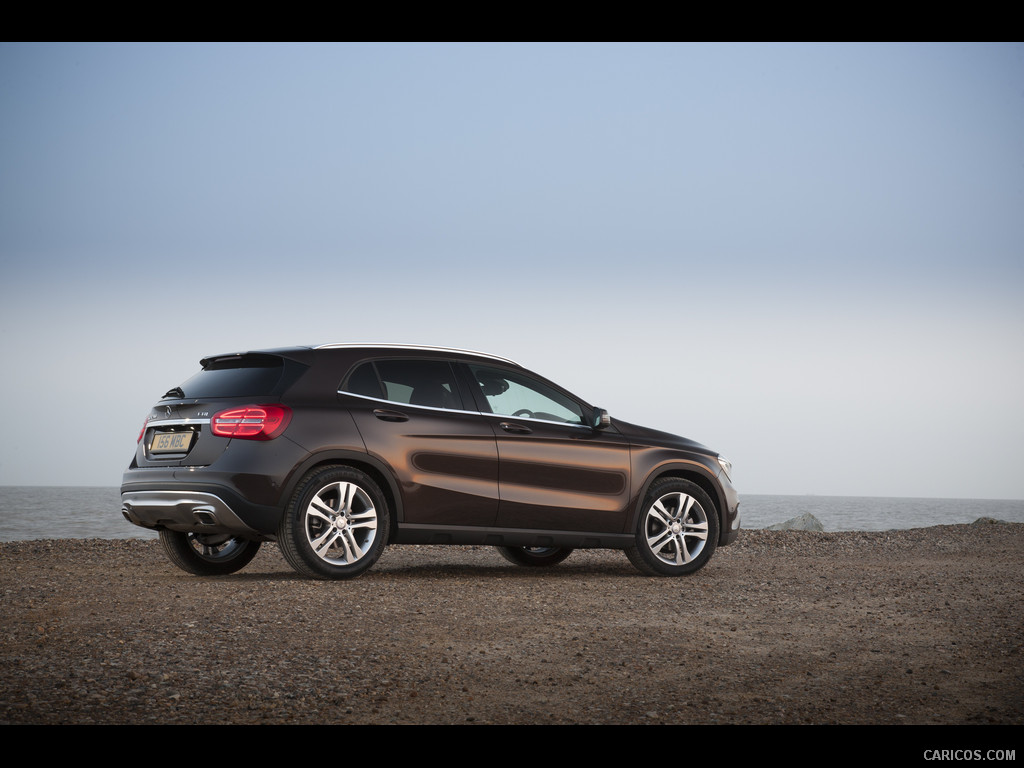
[159,530,261,576]
[278,466,390,579]
[625,478,718,576]
[496,546,573,567]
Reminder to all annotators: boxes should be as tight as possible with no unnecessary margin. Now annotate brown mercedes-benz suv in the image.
[121,344,739,579]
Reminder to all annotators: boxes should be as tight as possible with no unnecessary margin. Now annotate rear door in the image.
[340,358,500,527]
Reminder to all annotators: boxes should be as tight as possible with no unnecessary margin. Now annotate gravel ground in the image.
[1,522,1021,725]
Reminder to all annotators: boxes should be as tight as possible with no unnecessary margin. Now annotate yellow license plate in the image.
[151,431,194,453]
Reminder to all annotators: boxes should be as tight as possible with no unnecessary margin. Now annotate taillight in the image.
[211,405,292,440]
[138,418,148,443]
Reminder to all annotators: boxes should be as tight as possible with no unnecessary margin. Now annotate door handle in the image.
[499,421,532,434]
[373,409,409,422]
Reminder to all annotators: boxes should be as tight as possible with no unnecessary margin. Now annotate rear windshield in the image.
[175,355,288,399]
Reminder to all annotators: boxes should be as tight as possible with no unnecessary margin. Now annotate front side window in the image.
[469,364,584,425]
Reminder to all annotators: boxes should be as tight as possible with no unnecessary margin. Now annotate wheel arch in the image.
[631,463,727,544]
[280,450,404,540]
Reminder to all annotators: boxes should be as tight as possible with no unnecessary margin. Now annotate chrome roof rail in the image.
[313,343,520,367]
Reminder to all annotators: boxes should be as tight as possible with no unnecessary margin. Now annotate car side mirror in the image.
[590,408,611,430]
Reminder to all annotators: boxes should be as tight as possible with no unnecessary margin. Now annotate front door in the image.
[462,363,631,533]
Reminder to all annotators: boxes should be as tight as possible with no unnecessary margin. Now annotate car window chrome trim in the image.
[337,389,482,417]
[338,389,591,429]
[479,411,590,429]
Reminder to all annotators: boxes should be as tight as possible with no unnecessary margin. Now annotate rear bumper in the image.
[120,489,267,538]
[120,465,287,537]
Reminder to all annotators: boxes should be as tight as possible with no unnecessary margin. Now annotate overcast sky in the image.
[1,42,1022,498]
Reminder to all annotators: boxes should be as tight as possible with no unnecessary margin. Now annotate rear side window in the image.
[177,355,287,399]
[343,360,464,410]
[343,362,384,399]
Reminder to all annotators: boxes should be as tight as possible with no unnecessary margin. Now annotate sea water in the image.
[0,486,1022,541]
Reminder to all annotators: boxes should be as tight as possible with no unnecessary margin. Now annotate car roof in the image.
[200,344,521,370]
[313,343,521,367]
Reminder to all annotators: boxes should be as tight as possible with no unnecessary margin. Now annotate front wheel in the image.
[159,530,261,576]
[278,466,390,579]
[496,546,574,567]
[625,478,719,576]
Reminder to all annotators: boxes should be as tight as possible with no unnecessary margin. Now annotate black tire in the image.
[278,466,390,580]
[625,478,719,576]
[159,530,261,576]
[495,546,574,567]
